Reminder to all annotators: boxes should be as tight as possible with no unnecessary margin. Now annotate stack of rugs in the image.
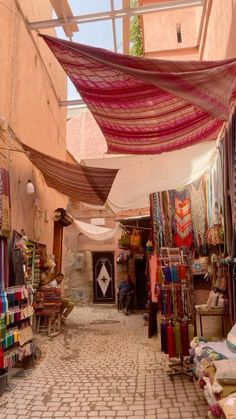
[33,287,62,314]
[190,324,236,418]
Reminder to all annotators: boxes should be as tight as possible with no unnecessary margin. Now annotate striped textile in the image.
[41,34,236,155]
[22,143,118,205]
[0,168,11,238]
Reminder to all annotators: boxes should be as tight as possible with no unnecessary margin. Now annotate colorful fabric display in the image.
[163,266,171,283]
[0,168,11,238]
[171,189,193,247]
[0,238,9,288]
[0,292,8,313]
[167,323,175,358]
[178,265,186,281]
[180,323,189,356]
[0,347,3,368]
[173,322,182,355]
[188,323,195,344]
[171,266,179,283]
[3,349,18,368]
[156,265,164,285]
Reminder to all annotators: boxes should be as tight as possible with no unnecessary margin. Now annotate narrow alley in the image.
[0,307,207,419]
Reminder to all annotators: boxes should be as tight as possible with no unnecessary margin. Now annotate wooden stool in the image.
[35,310,63,337]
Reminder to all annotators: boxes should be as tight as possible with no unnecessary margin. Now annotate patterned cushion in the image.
[213,359,236,384]
[226,324,236,352]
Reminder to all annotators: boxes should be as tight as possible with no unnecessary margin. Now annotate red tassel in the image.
[167,324,175,358]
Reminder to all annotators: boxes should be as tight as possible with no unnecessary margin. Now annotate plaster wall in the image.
[140,0,201,60]
[199,0,236,60]
[0,0,68,252]
[64,200,121,304]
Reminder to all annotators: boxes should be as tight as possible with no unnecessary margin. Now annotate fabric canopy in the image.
[41,34,236,155]
[22,143,118,205]
[73,219,121,241]
[82,141,216,213]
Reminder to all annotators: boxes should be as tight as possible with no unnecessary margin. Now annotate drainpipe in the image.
[198,0,213,60]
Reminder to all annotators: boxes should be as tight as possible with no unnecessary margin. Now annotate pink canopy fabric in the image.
[41,34,236,155]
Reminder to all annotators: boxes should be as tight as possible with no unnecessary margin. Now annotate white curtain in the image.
[73,219,122,241]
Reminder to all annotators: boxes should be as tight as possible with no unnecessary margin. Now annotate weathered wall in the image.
[67,108,107,161]
[64,200,121,304]
[199,0,236,60]
[140,0,201,59]
[0,0,68,252]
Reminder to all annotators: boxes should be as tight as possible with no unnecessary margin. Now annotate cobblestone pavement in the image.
[0,306,208,419]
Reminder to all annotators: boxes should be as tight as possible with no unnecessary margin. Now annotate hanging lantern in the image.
[26,180,35,195]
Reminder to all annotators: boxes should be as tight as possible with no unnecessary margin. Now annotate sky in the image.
[55,0,123,100]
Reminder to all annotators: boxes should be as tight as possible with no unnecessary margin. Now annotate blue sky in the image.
[55,0,123,100]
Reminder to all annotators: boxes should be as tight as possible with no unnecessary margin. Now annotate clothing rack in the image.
[168,355,193,381]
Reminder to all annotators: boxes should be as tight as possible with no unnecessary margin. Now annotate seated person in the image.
[118,274,135,315]
[48,273,75,319]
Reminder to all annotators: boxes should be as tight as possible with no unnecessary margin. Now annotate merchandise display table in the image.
[194,305,228,337]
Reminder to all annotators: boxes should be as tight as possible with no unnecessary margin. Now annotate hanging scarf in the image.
[171,189,193,247]
[159,191,172,247]
[189,177,207,249]
[151,193,162,252]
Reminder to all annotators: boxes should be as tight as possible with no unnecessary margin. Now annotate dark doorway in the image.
[135,259,147,309]
[93,252,115,303]
[53,221,63,274]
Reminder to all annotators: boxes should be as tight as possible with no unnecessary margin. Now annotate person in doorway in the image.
[118,274,135,315]
[48,273,75,320]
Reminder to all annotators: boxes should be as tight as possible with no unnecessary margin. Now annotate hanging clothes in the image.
[151,193,162,252]
[171,189,193,247]
[223,128,233,256]
[0,168,11,238]
[159,191,172,247]
[189,177,207,249]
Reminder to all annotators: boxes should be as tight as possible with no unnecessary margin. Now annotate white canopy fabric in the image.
[73,219,122,241]
[81,141,217,213]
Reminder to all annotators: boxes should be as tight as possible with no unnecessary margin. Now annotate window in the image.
[176,23,182,43]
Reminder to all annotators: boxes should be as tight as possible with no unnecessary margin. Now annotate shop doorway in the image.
[53,221,63,274]
[93,252,115,303]
[135,259,147,309]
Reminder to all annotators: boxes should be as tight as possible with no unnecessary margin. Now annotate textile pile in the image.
[190,324,236,418]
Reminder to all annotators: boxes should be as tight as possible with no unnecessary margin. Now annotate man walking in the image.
[118,274,135,315]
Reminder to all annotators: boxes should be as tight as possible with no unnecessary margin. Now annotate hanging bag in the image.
[130,229,141,249]
[146,238,153,254]
[118,230,130,248]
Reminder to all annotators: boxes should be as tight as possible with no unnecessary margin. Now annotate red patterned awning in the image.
[22,143,118,205]
[41,34,236,155]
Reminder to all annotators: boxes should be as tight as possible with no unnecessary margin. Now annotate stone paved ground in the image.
[0,306,209,419]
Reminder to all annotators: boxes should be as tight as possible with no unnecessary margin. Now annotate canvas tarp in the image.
[82,141,216,212]
[41,34,236,155]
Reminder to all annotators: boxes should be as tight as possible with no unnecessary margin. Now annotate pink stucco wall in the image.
[140,0,236,62]
[0,0,68,252]
[199,0,236,60]
[140,0,202,60]
[67,109,107,161]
